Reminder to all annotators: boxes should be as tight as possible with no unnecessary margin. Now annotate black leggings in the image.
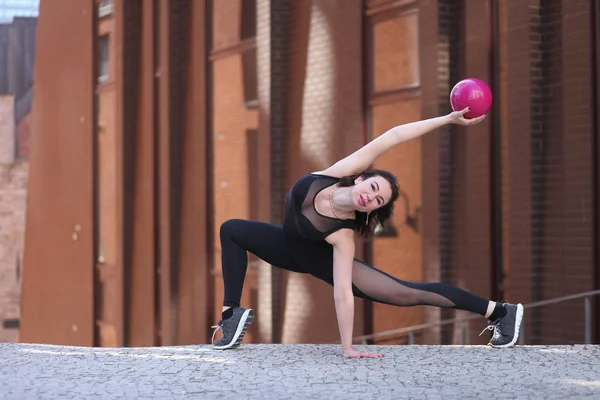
[220,219,489,316]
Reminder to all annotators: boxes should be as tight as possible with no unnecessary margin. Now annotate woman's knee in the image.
[220,219,244,241]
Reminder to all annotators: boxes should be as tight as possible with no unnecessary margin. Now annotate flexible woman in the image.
[211,108,524,358]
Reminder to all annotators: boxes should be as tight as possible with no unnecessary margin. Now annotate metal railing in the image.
[353,289,600,345]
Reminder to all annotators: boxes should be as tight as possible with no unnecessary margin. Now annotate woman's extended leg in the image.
[350,259,523,348]
[214,219,306,349]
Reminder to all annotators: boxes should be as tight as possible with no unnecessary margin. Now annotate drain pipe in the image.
[591,0,600,344]
[490,0,504,301]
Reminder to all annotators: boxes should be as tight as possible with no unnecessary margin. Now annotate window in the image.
[246,129,259,219]
[240,0,256,40]
[240,0,257,107]
[97,35,109,83]
[98,0,114,18]
[241,48,257,107]
[3,319,19,329]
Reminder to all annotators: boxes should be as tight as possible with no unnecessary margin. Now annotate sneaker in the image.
[211,307,254,350]
[479,303,524,348]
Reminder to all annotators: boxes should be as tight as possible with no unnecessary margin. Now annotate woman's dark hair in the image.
[338,169,400,237]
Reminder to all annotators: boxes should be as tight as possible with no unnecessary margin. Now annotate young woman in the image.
[211,108,524,358]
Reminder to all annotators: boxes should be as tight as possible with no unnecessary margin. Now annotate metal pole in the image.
[585,297,591,344]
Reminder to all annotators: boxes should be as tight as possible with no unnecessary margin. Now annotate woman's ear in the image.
[354,175,364,185]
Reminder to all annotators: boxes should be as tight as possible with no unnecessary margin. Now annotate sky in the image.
[0,0,39,23]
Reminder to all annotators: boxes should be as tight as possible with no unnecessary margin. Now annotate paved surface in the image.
[1,343,599,399]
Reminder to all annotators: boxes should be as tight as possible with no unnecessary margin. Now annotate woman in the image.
[212,108,524,358]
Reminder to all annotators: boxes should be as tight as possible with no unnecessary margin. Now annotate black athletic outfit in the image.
[220,173,489,315]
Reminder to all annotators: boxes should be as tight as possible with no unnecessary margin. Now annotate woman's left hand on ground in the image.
[342,347,384,359]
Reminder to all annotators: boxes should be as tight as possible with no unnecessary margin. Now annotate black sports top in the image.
[283,173,356,276]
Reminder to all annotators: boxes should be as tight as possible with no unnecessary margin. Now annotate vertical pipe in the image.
[152,0,161,347]
[92,1,101,347]
[205,0,215,345]
[592,0,600,345]
[157,0,173,346]
[585,297,591,344]
[113,0,127,349]
[490,0,504,302]
[360,0,373,344]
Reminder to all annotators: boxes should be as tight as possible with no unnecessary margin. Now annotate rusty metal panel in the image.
[20,0,95,346]
[126,0,158,347]
[176,0,211,344]
[96,87,122,347]
[166,0,189,345]
[110,0,126,348]
[157,0,173,346]
[94,0,126,348]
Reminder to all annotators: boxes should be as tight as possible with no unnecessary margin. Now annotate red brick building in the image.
[16,0,600,347]
[0,15,36,342]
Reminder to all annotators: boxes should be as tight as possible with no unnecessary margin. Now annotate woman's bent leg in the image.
[220,219,305,308]
[214,219,305,349]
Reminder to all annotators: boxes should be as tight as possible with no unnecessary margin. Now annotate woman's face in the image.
[350,175,393,213]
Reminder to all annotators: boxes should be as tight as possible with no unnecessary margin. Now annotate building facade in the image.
[15,0,600,347]
[0,13,36,342]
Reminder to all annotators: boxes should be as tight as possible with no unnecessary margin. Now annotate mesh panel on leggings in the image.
[351,260,456,307]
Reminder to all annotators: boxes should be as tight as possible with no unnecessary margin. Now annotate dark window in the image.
[240,0,256,40]
[97,35,109,83]
[3,319,19,329]
[246,129,259,219]
[242,48,257,107]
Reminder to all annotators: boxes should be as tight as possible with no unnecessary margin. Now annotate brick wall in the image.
[530,0,558,343]
[256,0,274,344]
[504,0,536,342]
[208,0,597,346]
[419,0,441,345]
[269,0,291,343]
[503,0,596,344]
[435,0,461,344]
[536,0,595,344]
[210,0,260,342]
[418,0,598,345]
[11,0,597,347]
[0,95,15,162]
[16,111,31,159]
[0,162,28,342]
[450,0,494,345]
[195,0,598,346]
[280,0,364,344]
[0,94,28,342]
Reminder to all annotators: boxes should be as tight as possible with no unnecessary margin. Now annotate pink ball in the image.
[450,78,493,119]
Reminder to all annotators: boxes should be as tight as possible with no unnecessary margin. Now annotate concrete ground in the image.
[1,343,599,399]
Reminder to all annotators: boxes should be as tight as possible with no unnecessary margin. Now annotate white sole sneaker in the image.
[213,309,254,350]
[490,303,524,348]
